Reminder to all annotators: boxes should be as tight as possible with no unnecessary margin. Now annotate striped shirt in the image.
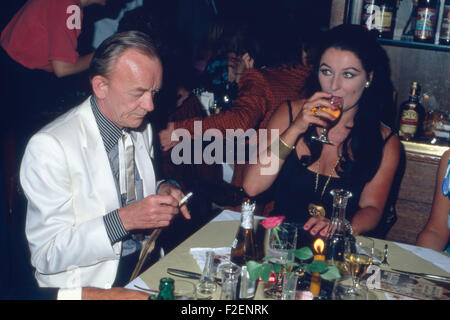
[90,96,133,245]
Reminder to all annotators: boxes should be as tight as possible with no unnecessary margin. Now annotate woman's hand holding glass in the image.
[310,95,344,145]
[291,92,339,136]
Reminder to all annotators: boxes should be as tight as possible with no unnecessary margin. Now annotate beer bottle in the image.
[230,199,257,300]
[414,0,440,43]
[439,0,450,45]
[398,82,426,140]
[361,0,397,39]
[151,277,175,300]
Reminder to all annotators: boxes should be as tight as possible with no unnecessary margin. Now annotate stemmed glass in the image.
[311,96,344,145]
[343,236,374,298]
[263,222,298,299]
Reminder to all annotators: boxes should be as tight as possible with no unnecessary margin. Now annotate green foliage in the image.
[246,246,341,283]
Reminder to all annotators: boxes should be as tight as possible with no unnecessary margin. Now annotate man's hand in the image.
[159,122,178,151]
[157,182,191,220]
[82,287,149,300]
[118,194,182,231]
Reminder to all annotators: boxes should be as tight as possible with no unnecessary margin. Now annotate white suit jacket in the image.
[20,97,156,289]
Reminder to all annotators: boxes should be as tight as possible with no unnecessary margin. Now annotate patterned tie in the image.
[118,130,136,203]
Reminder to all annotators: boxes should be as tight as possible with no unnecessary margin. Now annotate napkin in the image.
[189,247,231,271]
[394,242,450,273]
[125,276,150,292]
[211,209,266,222]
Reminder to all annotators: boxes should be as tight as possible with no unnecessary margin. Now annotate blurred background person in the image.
[416,149,450,252]
[0,0,107,225]
[159,21,314,212]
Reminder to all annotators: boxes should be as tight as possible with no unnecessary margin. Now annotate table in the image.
[134,211,450,300]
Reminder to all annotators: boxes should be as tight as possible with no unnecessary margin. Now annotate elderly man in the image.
[19,31,190,298]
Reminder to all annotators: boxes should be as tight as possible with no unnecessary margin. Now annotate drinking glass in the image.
[196,250,218,297]
[344,236,374,297]
[219,263,241,300]
[264,222,298,299]
[281,271,299,300]
[311,96,343,145]
[174,280,197,300]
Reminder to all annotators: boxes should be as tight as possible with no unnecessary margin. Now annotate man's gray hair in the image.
[89,30,161,81]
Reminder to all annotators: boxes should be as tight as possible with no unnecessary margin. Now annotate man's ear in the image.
[91,75,108,99]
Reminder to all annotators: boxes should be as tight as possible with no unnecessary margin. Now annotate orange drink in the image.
[311,96,343,119]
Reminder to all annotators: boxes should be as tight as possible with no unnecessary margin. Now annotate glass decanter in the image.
[325,189,353,266]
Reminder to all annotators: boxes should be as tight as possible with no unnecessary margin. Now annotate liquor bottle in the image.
[361,0,397,39]
[398,82,426,140]
[439,0,450,45]
[414,0,440,43]
[325,189,353,267]
[402,0,420,40]
[230,199,257,300]
[151,277,175,300]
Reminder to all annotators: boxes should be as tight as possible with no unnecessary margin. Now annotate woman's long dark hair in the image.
[300,24,395,186]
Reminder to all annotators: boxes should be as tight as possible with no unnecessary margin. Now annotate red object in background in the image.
[1,0,82,72]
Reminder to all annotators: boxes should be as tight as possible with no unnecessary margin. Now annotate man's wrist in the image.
[156,179,182,193]
[103,209,129,244]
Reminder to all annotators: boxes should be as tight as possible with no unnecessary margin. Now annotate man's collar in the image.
[90,96,123,153]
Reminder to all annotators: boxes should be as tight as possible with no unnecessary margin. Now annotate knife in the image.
[167,268,202,279]
[166,268,222,284]
[391,268,450,282]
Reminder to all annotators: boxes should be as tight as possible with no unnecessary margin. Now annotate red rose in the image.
[260,216,285,229]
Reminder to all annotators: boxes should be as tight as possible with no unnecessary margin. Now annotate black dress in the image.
[272,150,365,227]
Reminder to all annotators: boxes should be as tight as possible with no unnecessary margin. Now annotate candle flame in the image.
[313,238,325,254]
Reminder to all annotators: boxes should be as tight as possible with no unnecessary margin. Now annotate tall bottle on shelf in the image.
[414,0,440,43]
[230,199,257,300]
[439,0,450,45]
[402,0,420,40]
[398,82,426,140]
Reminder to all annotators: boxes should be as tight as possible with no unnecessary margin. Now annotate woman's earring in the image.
[365,81,371,88]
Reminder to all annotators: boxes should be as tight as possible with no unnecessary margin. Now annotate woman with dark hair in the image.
[243,24,400,237]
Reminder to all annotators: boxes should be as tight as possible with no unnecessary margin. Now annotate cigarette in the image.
[178,192,193,207]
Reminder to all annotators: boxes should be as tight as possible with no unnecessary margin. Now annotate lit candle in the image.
[309,238,325,297]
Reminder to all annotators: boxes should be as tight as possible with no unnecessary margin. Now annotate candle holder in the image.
[309,238,326,296]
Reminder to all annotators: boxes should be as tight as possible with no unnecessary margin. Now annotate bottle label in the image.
[415,8,437,40]
[439,5,450,41]
[241,212,253,230]
[361,1,394,33]
[231,238,238,249]
[399,108,419,138]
